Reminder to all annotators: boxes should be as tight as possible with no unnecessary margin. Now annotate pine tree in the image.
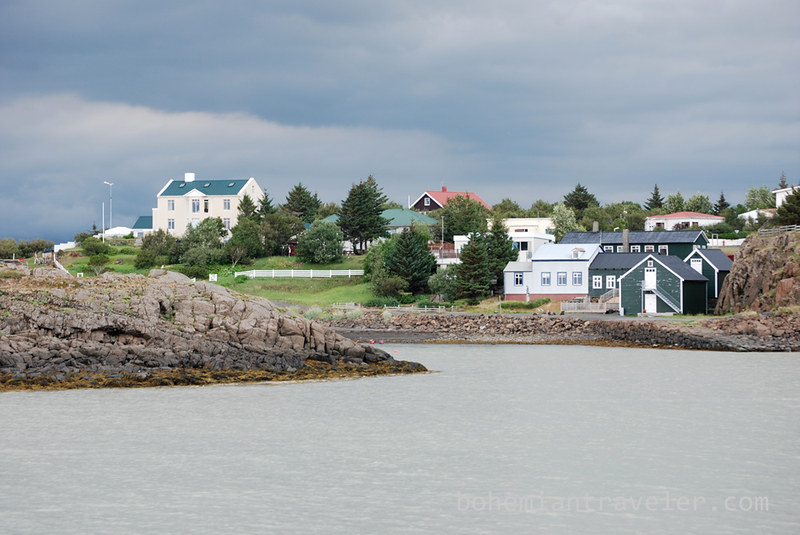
[384,227,437,293]
[713,192,730,215]
[644,184,664,211]
[283,183,321,223]
[237,194,258,221]
[778,171,789,189]
[486,212,518,291]
[257,192,276,218]
[775,188,800,225]
[454,234,491,302]
[339,175,390,253]
[563,183,599,219]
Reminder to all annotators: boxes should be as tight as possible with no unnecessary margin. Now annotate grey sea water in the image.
[1,344,798,534]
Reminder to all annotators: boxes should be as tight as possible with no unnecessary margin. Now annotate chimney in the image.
[185,172,195,182]
[622,229,630,253]
[592,221,599,232]
[442,186,447,192]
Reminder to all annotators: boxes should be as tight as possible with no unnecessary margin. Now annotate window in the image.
[644,245,655,252]
[557,272,567,286]
[572,272,582,286]
[630,245,641,252]
[167,219,174,230]
[604,245,614,253]
[223,218,231,230]
[541,272,551,286]
[616,245,623,253]
[514,273,523,286]
[168,200,175,211]
[224,199,231,210]
[592,275,602,289]
[647,260,654,267]
[606,275,616,289]
[192,199,200,213]
[424,197,431,206]
[204,199,209,213]
[658,245,668,255]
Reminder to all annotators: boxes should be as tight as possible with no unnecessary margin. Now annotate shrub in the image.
[81,237,110,256]
[303,306,324,320]
[364,297,399,308]
[177,264,209,279]
[234,275,250,284]
[345,309,363,319]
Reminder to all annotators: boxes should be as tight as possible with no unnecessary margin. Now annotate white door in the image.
[644,267,657,290]
[690,258,703,274]
[644,292,657,313]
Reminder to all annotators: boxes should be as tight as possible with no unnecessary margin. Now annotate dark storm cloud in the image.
[0,0,798,241]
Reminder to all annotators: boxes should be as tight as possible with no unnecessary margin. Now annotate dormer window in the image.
[178,183,186,188]
[203,183,211,188]
[571,248,584,259]
[228,182,235,187]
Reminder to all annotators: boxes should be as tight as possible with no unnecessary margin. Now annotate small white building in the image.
[495,218,556,261]
[503,243,602,302]
[645,211,723,231]
[773,185,800,208]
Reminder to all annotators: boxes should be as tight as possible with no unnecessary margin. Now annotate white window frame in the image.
[603,245,614,252]
[606,275,616,289]
[616,245,624,253]
[557,272,567,286]
[167,218,174,230]
[630,245,641,252]
[644,245,655,252]
[572,272,582,286]
[541,272,551,286]
[658,245,668,255]
[167,199,175,211]
[192,199,200,213]
[592,275,602,289]
[223,199,231,211]
[514,272,524,286]
[223,218,231,230]
[424,197,431,206]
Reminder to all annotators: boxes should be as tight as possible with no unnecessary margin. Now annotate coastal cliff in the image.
[0,268,425,390]
[716,231,800,314]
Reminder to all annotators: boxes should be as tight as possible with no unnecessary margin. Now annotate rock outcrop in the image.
[716,231,800,314]
[0,269,425,389]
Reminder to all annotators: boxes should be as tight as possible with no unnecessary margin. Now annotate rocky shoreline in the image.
[0,268,426,392]
[325,310,800,352]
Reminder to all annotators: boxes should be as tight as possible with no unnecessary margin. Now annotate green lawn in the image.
[227,277,372,306]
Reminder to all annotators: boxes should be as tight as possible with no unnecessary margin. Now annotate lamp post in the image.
[103,181,114,230]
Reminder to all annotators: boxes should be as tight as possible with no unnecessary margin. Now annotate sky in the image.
[1,0,798,242]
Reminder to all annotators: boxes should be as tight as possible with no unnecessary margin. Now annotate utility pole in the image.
[104,181,114,229]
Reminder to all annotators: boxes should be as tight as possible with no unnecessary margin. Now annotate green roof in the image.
[321,208,437,227]
[132,216,152,229]
[159,179,249,197]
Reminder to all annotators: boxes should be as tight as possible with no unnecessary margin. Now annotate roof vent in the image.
[228,182,235,187]
[178,183,186,188]
[203,183,210,187]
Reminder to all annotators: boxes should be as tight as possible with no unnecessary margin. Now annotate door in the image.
[644,292,657,313]
[644,267,656,290]
[690,258,703,274]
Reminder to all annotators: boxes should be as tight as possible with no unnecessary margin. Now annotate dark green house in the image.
[588,252,649,298]
[619,254,708,316]
[683,248,733,300]
[561,230,709,259]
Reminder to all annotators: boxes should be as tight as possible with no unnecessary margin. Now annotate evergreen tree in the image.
[260,212,305,256]
[454,234,491,302]
[226,217,263,266]
[665,191,685,213]
[644,184,664,211]
[778,171,789,189]
[491,198,523,217]
[433,195,490,242]
[563,183,599,219]
[257,192,276,218]
[338,175,390,253]
[283,183,321,223]
[527,200,554,218]
[316,202,340,220]
[775,188,800,225]
[713,192,730,215]
[237,194,258,221]
[384,227,437,293]
[486,213,518,291]
[685,194,714,214]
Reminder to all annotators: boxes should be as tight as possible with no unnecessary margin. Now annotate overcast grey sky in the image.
[1,0,798,241]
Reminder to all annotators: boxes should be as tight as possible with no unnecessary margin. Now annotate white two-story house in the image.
[503,243,602,302]
[150,172,264,237]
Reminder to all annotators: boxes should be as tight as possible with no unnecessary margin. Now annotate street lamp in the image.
[103,181,114,230]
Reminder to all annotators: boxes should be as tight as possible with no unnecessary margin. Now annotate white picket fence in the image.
[235,269,364,279]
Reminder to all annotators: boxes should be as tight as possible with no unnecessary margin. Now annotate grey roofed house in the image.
[683,248,733,299]
[588,252,650,298]
[561,230,707,245]
[618,253,708,316]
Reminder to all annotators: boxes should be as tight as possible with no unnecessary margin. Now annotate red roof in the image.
[414,186,491,209]
[647,211,723,219]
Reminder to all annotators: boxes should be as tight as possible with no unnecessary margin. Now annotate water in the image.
[1,344,798,534]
